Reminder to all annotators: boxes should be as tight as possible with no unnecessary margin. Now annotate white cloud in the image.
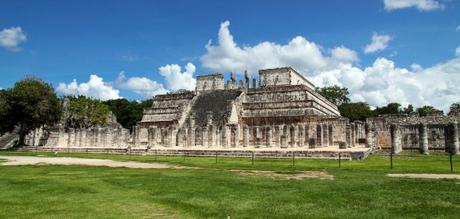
[116,71,168,98]
[56,75,121,101]
[410,63,423,72]
[330,46,359,63]
[201,20,358,75]
[384,0,445,11]
[456,25,460,31]
[159,62,197,91]
[0,26,27,51]
[456,46,460,56]
[364,33,392,54]
[200,20,460,112]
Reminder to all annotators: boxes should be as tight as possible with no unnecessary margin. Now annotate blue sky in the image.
[1,0,460,110]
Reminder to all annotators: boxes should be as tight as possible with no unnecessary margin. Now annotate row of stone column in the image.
[135,121,366,149]
[390,122,459,154]
[53,127,128,148]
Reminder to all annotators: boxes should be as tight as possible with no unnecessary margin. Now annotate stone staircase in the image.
[0,133,18,149]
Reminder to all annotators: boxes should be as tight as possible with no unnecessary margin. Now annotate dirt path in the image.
[231,170,334,180]
[0,155,189,169]
[388,173,460,180]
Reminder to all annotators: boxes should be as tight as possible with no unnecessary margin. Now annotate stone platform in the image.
[17,145,372,160]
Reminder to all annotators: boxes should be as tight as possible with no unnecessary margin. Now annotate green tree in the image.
[316,85,350,106]
[402,104,414,114]
[374,103,401,115]
[0,78,62,145]
[338,102,375,121]
[104,98,153,131]
[416,105,442,116]
[448,102,460,116]
[0,89,14,134]
[64,96,110,128]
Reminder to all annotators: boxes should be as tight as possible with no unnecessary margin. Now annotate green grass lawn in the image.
[1,151,460,218]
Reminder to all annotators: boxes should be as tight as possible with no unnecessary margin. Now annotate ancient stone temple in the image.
[21,66,460,159]
[133,67,365,151]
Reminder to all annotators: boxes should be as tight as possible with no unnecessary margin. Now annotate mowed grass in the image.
[1,151,460,218]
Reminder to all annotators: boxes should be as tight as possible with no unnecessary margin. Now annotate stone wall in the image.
[196,74,225,92]
[367,114,460,154]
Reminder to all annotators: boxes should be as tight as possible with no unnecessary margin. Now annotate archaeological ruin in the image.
[18,67,460,159]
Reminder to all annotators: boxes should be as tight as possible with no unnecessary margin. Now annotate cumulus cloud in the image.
[0,26,27,51]
[200,20,460,112]
[116,71,168,98]
[201,21,358,75]
[364,33,392,54]
[456,46,460,56]
[330,46,359,63]
[159,62,197,90]
[384,0,445,11]
[56,75,121,100]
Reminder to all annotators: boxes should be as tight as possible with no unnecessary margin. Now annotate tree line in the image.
[316,85,460,121]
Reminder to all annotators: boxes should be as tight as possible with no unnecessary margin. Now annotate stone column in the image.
[390,124,402,154]
[266,126,272,147]
[328,124,334,146]
[57,126,66,147]
[243,125,249,147]
[345,124,352,148]
[81,129,87,148]
[202,127,208,148]
[225,126,232,148]
[298,125,304,147]
[293,125,298,148]
[418,123,429,154]
[447,122,459,155]
[170,128,177,147]
[365,123,372,148]
[351,124,356,147]
[316,124,323,148]
[304,124,310,147]
[322,123,328,147]
[68,128,75,147]
[274,126,280,148]
[281,125,287,148]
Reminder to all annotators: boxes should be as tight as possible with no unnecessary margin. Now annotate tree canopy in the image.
[338,102,375,122]
[448,102,460,116]
[374,103,401,116]
[416,105,442,117]
[316,85,350,106]
[0,78,62,145]
[104,98,153,131]
[63,96,110,128]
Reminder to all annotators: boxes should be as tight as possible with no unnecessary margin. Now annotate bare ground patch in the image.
[0,156,191,169]
[231,170,334,180]
[388,173,460,180]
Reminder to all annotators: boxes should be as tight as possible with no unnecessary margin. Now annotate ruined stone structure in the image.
[20,66,460,158]
[367,113,459,155]
[133,67,363,151]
